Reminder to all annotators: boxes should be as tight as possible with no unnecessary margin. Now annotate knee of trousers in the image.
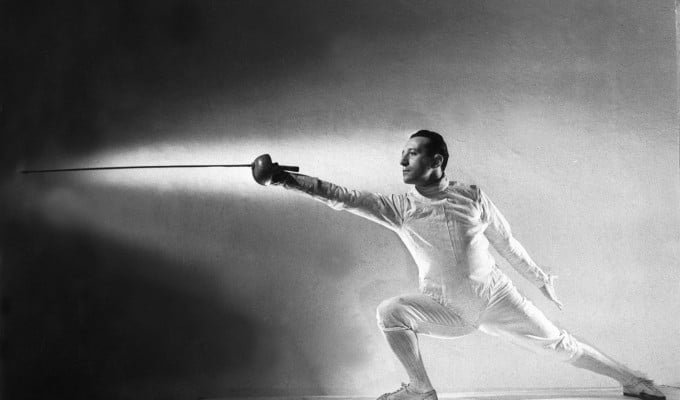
[376,297,413,331]
[543,330,583,362]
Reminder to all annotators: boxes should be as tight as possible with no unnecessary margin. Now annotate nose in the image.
[400,154,408,167]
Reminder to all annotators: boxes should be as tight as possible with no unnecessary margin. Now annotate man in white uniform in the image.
[254,130,665,400]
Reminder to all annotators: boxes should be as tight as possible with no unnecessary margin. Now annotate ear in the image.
[432,154,444,169]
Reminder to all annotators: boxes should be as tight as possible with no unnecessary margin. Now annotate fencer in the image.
[252,130,666,400]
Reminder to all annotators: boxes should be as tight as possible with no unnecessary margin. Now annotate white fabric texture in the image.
[282,173,580,359]
[375,270,581,361]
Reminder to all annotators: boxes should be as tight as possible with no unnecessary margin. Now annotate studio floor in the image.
[206,386,680,400]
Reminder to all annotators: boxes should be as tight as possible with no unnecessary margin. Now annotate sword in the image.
[20,154,299,185]
[21,164,254,174]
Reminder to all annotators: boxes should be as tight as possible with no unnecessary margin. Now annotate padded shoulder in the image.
[449,181,482,202]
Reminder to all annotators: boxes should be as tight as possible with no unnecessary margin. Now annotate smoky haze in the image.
[1,1,678,399]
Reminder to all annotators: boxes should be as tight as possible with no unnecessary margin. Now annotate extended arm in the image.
[276,171,405,231]
[479,189,562,308]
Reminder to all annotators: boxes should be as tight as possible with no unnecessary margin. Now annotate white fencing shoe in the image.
[623,378,666,400]
[376,383,438,400]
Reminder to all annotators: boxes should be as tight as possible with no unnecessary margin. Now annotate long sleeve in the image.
[280,172,406,231]
[479,189,551,287]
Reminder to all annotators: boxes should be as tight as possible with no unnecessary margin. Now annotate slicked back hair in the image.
[409,130,449,171]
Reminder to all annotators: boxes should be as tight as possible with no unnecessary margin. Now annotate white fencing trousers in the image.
[376,280,582,362]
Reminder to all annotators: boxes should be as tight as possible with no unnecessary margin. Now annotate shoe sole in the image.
[624,392,666,400]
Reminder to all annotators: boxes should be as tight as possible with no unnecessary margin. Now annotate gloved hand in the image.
[251,154,290,186]
[540,274,564,310]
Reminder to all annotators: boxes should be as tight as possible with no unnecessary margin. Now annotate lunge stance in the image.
[253,130,665,400]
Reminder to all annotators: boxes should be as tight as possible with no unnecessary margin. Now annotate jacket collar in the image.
[412,175,450,198]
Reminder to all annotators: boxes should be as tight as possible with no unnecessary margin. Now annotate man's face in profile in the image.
[400,137,437,185]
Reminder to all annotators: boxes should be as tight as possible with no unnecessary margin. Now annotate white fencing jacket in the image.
[282,173,552,322]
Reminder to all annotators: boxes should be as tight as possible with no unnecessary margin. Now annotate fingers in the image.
[540,284,564,310]
[544,275,563,310]
[554,299,564,310]
[548,289,563,310]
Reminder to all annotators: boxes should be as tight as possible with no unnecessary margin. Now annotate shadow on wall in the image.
[0,215,320,400]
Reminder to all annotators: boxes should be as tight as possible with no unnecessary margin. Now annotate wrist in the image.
[271,170,294,186]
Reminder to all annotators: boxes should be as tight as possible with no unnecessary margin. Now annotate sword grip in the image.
[279,165,299,172]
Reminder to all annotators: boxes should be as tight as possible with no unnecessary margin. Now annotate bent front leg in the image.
[376,295,476,393]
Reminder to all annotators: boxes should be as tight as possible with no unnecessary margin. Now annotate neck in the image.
[414,172,448,197]
[416,171,444,188]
